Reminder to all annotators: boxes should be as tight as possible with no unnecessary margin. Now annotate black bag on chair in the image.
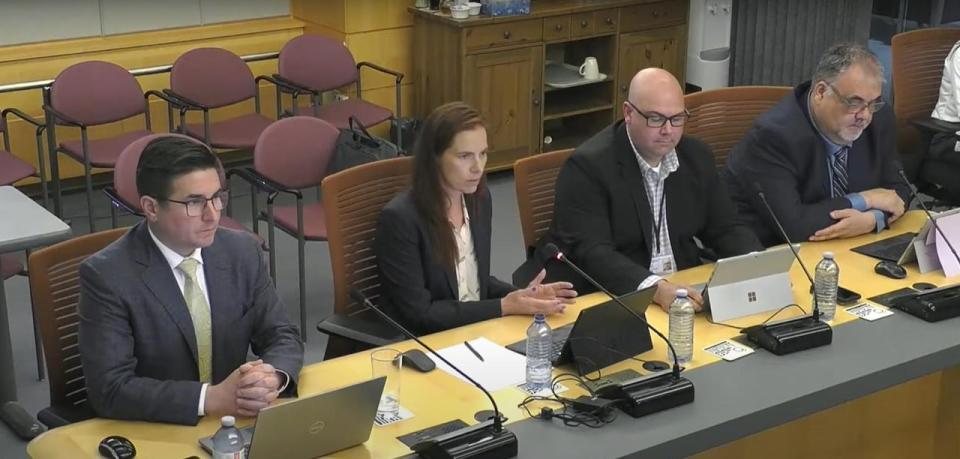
[329,117,400,174]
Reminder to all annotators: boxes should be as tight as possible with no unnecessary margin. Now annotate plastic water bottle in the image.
[525,314,553,391]
[814,252,840,322]
[668,289,695,365]
[211,415,246,459]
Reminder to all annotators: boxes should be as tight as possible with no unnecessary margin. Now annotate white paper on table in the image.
[428,337,528,392]
[935,211,960,277]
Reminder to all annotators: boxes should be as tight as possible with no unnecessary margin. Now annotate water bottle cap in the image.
[676,289,688,298]
[221,415,235,427]
[534,313,545,322]
[822,252,834,259]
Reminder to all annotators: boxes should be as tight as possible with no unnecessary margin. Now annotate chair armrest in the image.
[911,117,960,135]
[160,89,206,110]
[226,167,303,199]
[103,187,141,216]
[357,62,405,84]
[1,108,46,135]
[316,310,404,348]
[41,104,83,128]
[145,89,192,110]
[256,75,306,95]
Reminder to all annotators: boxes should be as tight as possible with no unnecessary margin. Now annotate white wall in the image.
[0,0,290,46]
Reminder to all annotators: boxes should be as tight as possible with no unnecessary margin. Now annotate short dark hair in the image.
[812,43,885,85]
[136,136,221,201]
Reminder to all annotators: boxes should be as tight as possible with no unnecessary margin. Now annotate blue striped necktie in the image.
[831,147,849,197]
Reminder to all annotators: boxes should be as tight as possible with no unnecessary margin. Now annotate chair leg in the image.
[266,201,277,284]
[81,129,95,232]
[23,252,45,381]
[110,204,118,229]
[297,199,307,342]
[298,233,306,342]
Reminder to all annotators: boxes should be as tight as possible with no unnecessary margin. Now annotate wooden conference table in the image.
[27,211,960,458]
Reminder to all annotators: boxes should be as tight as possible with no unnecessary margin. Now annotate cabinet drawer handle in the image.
[503,31,512,39]
[652,10,660,18]
[580,20,589,28]
[645,49,652,59]
[533,96,541,106]
[605,17,614,25]
[555,24,563,31]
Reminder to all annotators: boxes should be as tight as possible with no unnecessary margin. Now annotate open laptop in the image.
[199,376,385,459]
[695,244,797,322]
[506,287,655,375]
[851,207,960,264]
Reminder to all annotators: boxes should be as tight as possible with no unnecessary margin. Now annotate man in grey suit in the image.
[79,136,303,425]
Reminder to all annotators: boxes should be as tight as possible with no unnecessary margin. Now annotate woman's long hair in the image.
[411,102,488,269]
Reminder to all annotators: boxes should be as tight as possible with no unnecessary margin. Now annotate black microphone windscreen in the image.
[542,243,562,261]
[752,181,765,196]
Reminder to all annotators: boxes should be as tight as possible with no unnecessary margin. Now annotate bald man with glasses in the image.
[544,68,762,311]
[724,43,910,246]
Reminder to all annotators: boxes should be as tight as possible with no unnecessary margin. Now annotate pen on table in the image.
[464,340,485,362]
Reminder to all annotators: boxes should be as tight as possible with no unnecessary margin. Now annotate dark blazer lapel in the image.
[134,223,199,370]
[615,126,655,254]
[663,156,685,251]
[202,237,234,381]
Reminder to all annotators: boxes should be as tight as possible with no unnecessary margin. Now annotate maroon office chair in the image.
[230,116,339,340]
[43,60,154,231]
[43,61,152,231]
[272,35,403,146]
[164,48,274,150]
[1,108,48,207]
[102,133,266,250]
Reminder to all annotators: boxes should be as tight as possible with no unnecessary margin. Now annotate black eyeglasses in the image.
[825,81,886,114]
[163,190,229,217]
[626,100,690,127]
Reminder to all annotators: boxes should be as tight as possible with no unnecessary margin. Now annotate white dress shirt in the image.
[625,128,680,291]
[147,227,212,416]
[452,196,481,302]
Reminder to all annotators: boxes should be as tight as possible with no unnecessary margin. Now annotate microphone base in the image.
[742,316,832,355]
[595,372,695,418]
[411,419,518,459]
[892,286,960,322]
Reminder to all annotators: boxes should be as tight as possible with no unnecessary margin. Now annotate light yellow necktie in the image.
[177,258,212,383]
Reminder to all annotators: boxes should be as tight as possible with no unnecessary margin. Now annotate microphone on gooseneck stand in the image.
[743,183,833,355]
[890,171,960,322]
[350,289,518,459]
[541,243,695,418]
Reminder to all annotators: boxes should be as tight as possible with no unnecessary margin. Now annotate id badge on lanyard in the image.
[648,190,674,275]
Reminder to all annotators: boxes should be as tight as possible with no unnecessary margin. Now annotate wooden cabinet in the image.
[412,0,689,170]
[616,24,688,119]
[464,46,543,168]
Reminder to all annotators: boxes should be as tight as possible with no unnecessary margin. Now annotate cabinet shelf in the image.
[544,102,613,121]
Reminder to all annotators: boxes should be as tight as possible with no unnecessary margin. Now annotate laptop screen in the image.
[566,287,656,376]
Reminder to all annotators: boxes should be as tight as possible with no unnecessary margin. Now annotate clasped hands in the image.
[501,269,577,316]
[810,188,904,242]
[205,359,283,417]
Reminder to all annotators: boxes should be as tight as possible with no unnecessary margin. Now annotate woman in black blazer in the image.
[375,102,576,335]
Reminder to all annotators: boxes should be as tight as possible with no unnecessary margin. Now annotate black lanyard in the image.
[651,189,667,255]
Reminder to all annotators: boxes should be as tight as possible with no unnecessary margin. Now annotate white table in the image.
[0,186,70,433]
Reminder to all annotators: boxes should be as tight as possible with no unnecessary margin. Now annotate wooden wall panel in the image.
[692,372,943,459]
[347,28,414,91]
[0,17,303,184]
[345,0,415,33]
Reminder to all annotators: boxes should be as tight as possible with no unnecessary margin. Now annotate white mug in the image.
[579,57,600,80]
